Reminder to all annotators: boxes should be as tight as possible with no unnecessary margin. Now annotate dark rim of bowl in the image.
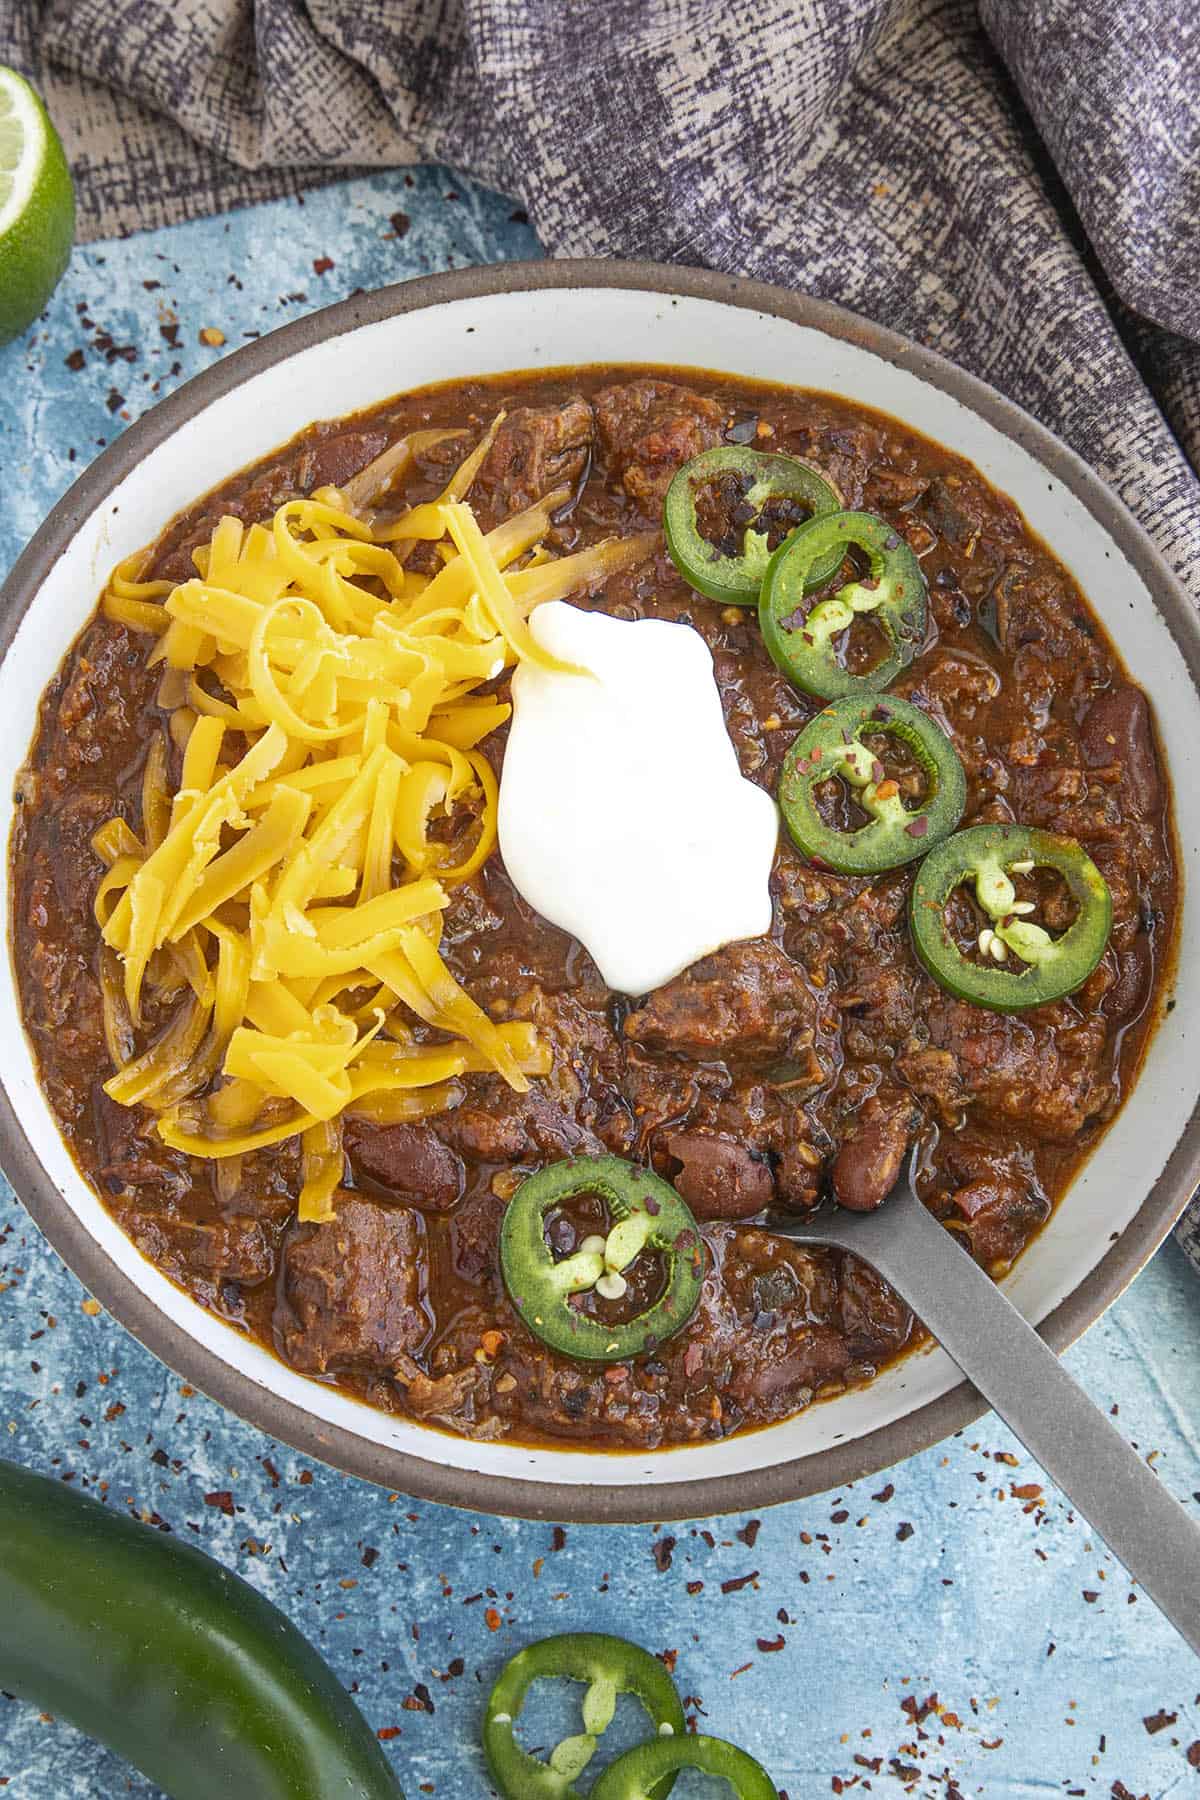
[1,258,1197,1524]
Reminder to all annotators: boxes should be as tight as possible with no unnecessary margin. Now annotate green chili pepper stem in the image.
[0,1457,404,1800]
[500,1155,704,1362]
[664,446,843,606]
[778,693,966,875]
[588,1733,778,1799]
[910,823,1112,1013]
[483,1633,686,1800]
[759,509,928,700]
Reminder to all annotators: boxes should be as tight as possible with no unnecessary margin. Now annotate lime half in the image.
[0,67,75,345]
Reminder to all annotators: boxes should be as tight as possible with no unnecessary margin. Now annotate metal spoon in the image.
[770,1161,1200,1654]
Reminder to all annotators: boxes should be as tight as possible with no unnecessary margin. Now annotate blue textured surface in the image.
[2,168,1200,1800]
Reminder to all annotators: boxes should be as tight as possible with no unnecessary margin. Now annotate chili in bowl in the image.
[0,263,1194,1521]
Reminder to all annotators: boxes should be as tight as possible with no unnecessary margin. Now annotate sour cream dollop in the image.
[497,601,778,996]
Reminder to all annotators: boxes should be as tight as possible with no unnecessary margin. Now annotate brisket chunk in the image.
[347,1121,465,1210]
[594,379,725,510]
[927,1131,1051,1269]
[277,1194,427,1375]
[624,939,813,1066]
[295,429,389,494]
[475,398,593,528]
[918,997,1115,1143]
[125,1212,274,1286]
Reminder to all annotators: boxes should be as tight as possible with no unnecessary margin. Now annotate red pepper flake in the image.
[1143,1709,1177,1734]
[361,1546,379,1568]
[686,1580,704,1595]
[484,1607,502,1631]
[313,256,335,276]
[730,1662,753,1678]
[720,1570,759,1595]
[403,1684,435,1713]
[737,1519,761,1548]
[830,1509,849,1525]
[657,1647,678,1673]
[377,1726,402,1741]
[895,1521,914,1541]
[64,348,85,371]
[872,1482,894,1503]
[651,1536,676,1573]
[1082,1589,1100,1603]
[203,1490,234,1515]
[105,387,124,414]
[298,1469,313,1485]
[389,211,411,238]
[1011,1482,1042,1500]
[756,1635,785,1653]
[551,1526,567,1552]
[1186,1742,1200,1767]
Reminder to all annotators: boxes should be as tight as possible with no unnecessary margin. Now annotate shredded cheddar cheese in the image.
[93,421,656,1213]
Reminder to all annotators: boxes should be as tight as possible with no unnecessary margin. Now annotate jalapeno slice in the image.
[779,694,966,875]
[663,446,843,605]
[483,1632,686,1800]
[589,1735,778,1800]
[500,1154,704,1361]
[759,509,927,699]
[910,823,1112,1012]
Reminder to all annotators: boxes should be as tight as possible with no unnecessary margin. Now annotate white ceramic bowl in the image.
[1,262,1196,1522]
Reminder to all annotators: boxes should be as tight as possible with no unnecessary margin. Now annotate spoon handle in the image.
[836,1190,1200,1653]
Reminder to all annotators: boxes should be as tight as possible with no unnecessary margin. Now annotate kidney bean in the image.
[1080,685,1162,817]
[1104,935,1152,1023]
[663,1129,775,1219]
[831,1108,910,1212]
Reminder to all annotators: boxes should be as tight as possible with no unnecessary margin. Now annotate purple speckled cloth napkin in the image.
[6,0,1200,1256]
